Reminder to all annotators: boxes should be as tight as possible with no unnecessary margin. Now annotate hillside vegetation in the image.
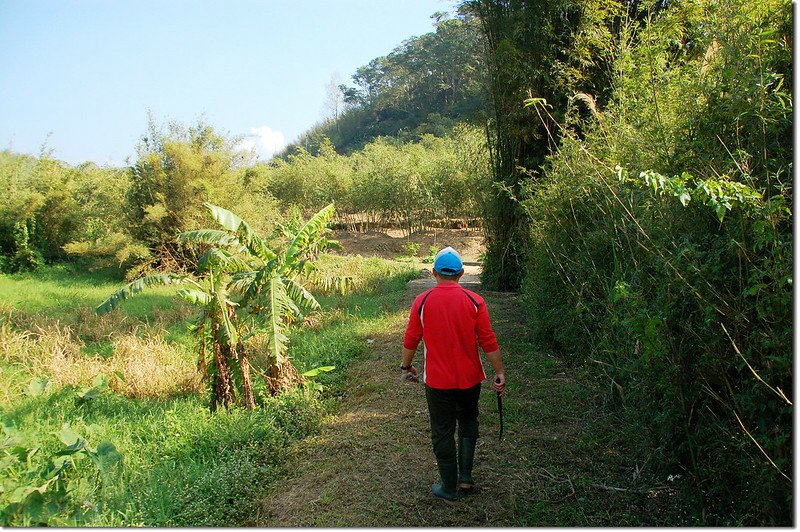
[283,13,487,156]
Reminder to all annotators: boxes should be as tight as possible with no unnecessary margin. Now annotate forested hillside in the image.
[281,12,487,156]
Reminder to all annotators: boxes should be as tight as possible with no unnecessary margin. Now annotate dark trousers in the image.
[425,383,481,462]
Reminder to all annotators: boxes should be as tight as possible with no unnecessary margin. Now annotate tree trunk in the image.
[237,342,256,410]
[264,358,301,396]
[265,362,281,396]
[197,322,208,377]
[211,319,233,411]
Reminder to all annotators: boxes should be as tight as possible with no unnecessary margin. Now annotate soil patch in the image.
[333,228,484,263]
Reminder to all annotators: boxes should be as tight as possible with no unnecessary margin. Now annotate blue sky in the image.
[0,0,454,166]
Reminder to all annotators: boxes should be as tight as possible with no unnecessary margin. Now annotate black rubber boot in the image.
[458,437,477,490]
[431,458,459,502]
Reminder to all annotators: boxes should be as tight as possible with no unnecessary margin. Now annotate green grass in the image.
[0,264,180,322]
[0,256,417,526]
[0,263,198,359]
[2,385,324,526]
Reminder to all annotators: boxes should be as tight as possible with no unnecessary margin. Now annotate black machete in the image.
[495,376,504,442]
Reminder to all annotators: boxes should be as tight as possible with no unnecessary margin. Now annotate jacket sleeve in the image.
[476,300,499,353]
[403,297,424,350]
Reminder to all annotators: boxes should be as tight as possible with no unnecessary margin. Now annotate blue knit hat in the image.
[433,246,463,275]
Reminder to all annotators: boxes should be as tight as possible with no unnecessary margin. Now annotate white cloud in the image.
[237,126,286,160]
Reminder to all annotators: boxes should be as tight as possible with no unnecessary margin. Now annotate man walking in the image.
[400,246,505,502]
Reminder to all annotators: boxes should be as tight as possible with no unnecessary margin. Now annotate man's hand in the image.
[400,347,418,382]
[493,373,506,396]
[401,366,419,382]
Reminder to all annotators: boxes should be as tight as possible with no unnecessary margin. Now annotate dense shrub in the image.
[0,152,144,272]
[519,0,791,524]
[0,152,77,269]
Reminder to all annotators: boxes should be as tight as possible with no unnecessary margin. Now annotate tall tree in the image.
[323,73,345,123]
[461,0,627,290]
[459,0,584,290]
[126,116,260,271]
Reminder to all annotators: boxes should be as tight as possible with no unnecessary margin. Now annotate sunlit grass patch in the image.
[309,254,418,295]
[0,264,183,323]
[288,257,414,394]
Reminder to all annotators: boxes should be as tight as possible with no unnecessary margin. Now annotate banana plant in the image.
[97,202,341,410]
[217,202,338,395]
[97,251,243,411]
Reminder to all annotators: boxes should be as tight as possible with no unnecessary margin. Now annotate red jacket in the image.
[403,282,499,389]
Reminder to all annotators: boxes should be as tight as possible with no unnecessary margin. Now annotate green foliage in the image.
[422,245,439,263]
[7,220,45,273]
[146,391,324,526]
[517,0,791,524]
[95,274,186,315]
[97,202,341,409]
[0,151,136,272]
[259,125,489,234]
[0,423,122,526]
[402,242,421,258]
[466,0,653,290]
[284,14,487,155]
[617,168,764,222]
[1,253,413,526]
[125,116,281,272]
[75,374,110,405]
[300,366,336,393]
[60,163,143,270]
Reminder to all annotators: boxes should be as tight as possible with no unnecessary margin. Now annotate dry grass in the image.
[1,322,201,401]
[1,296,197,345]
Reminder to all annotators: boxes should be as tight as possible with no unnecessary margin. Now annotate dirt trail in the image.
[256,257,683,526]
[255,269,581,527]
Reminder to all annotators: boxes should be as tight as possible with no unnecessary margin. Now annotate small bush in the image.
[402,241,421,257]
